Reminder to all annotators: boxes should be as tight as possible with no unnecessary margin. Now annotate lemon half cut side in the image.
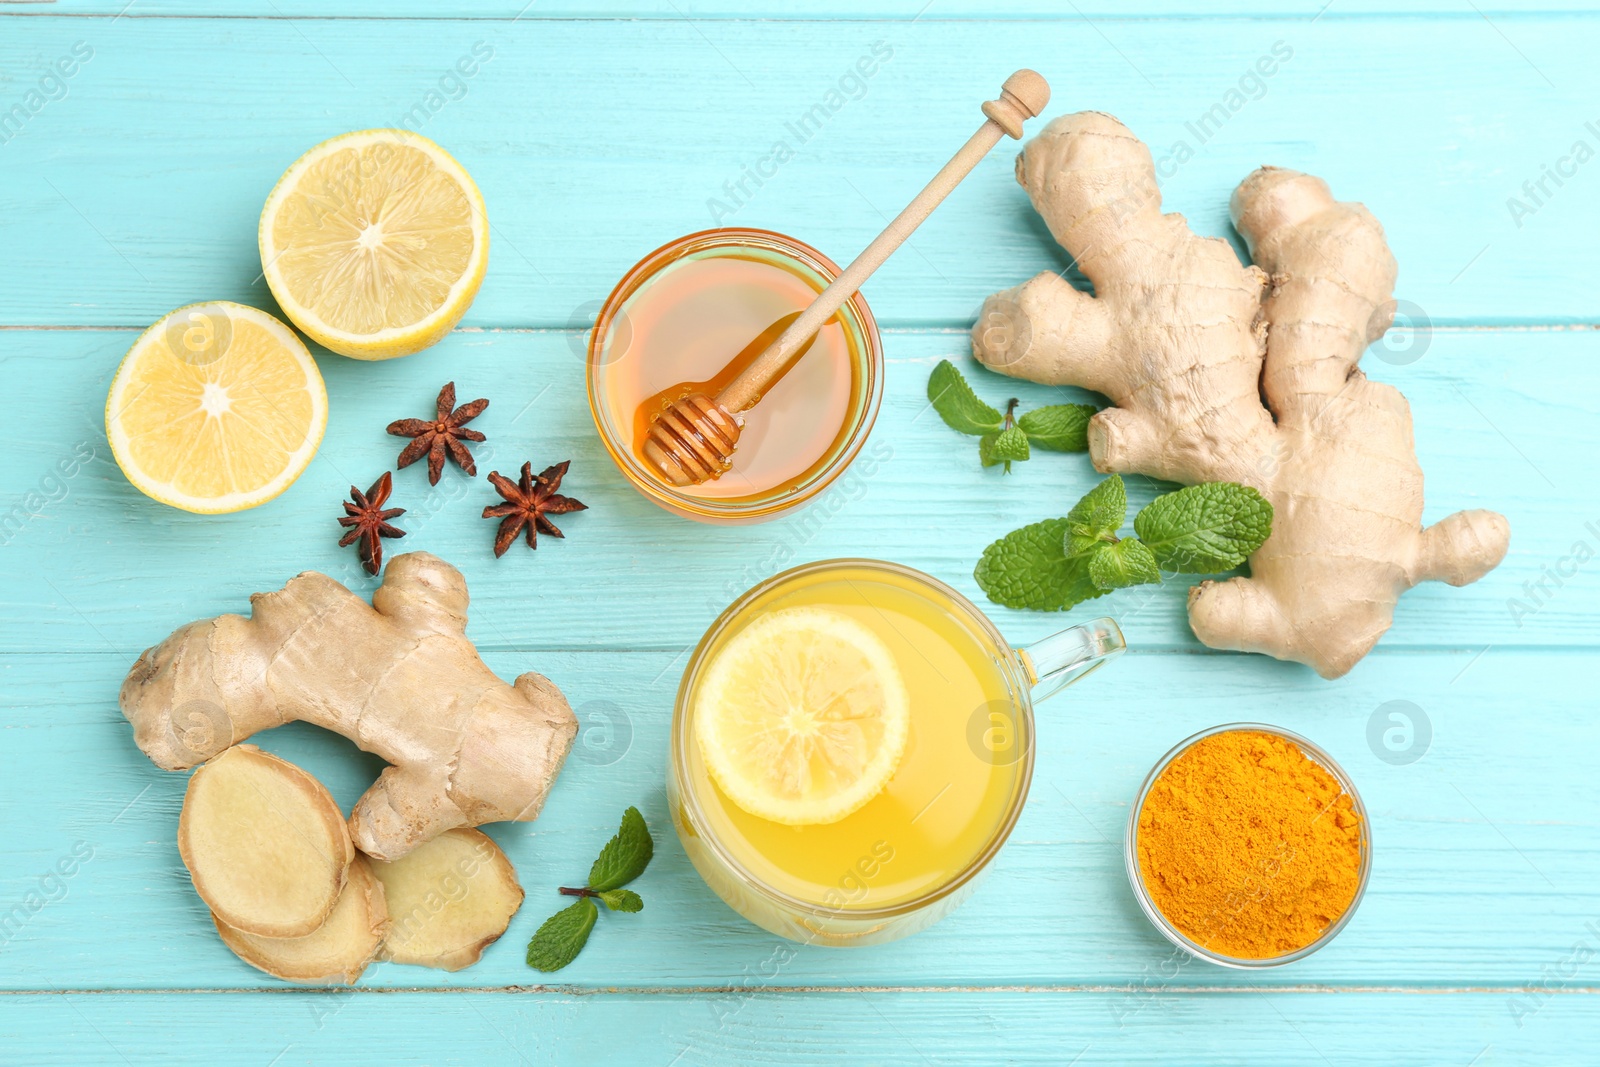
[259,128,489,360]
[106,302,327,514]
[694,607,911,826]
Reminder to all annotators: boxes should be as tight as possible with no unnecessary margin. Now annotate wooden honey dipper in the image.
[642,69,1051,487]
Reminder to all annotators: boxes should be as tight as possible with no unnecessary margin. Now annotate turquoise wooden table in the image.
[2,2,1597,1062]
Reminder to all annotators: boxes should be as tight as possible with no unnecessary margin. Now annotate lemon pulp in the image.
[694,606,910,826]
[105,302,326,514]
[259,129,488,360]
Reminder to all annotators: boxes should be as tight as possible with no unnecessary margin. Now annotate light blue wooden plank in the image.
[0,16,1596,326]
[11,2,1600,17]
[0,988,1593,1065]
[0,328,1582,657]
[0,8,1595,1056]
[2,648,1596,991]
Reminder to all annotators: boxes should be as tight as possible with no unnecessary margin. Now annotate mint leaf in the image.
[1133,482,1273,573]
[975,518,1109,612]
[525,897,597,972]
[979,426,1030,472]
[928,360,1003,436]
[1067,475,1127,539]
[527,807,652,973]
[597,889,643,913]
[588,806,654,892]
[1018,404,1096,452]
[1088,537,1162,591]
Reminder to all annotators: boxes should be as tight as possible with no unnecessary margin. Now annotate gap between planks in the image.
[3,984,1600,996]
[2,324,1598,334]
[1,10,1598,21]
[3,646,1578,658]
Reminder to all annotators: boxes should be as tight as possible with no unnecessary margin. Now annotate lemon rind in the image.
[105,301,328,515]
[257,128,490,361]
[695,607,911,827]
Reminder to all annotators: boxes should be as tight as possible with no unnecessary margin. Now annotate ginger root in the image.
[214,854,389,985]
[122,552,578,859]
[371,828,523,971]
[185,749,517,982]
[179,744,354,938]
[973,112,1509,678]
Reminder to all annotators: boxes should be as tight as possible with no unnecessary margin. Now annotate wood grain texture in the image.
[0,329,1579,656]
[0,16,1597,327]
[2,990,1597,1065]
[0,4,1596,1063]
[11,2,1600,16]
[2,647,1597,992]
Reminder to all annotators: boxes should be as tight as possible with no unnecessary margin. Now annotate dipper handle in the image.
[715,70,1050,414]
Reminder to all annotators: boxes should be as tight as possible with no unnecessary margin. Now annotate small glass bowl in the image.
[586,228,884,524]
[1124,722,1372,969]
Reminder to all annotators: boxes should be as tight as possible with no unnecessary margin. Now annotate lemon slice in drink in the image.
[695,607,910,826]
[259,129,489,360]
[106,302,327,514]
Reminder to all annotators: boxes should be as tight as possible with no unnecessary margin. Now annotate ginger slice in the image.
[214,854,389,984]
[121,552,578,862]
[370,828,524,971]
[178,745,354,938]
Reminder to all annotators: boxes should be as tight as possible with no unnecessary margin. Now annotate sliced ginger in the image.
[214,855,389,984]
[370,828,524,971]
[178,745,354,938]
[122,553,577,862]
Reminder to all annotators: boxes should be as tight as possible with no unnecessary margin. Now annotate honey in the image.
[588,230,881,522]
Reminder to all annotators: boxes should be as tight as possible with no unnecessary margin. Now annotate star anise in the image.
[338,472,406,575]
[387,382,489,485]
[483,461,587,557]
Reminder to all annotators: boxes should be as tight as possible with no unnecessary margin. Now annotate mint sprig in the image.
[928,360,1096,471]
[526,806,653,973]
[975,475,1273,612]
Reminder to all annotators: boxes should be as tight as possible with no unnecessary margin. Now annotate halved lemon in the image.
[106,302,327,514]
[259,129,489,360]
[695,607,910,826]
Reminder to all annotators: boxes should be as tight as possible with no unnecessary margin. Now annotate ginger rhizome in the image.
[972,111,1509,677]
[121,552,578,859]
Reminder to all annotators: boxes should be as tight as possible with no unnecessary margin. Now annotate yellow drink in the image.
[671,559,1038,944]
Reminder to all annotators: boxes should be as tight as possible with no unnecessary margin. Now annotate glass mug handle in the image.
[1015,617,1126,704]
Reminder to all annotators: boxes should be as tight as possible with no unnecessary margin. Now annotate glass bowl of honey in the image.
[586,229,883,523]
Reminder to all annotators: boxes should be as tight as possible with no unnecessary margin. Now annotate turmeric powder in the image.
[1135,729,1363,959]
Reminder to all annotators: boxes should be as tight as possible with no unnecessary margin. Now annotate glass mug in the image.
[668,559,1125,946]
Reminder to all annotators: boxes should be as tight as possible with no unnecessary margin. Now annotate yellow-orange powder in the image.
[1136,729,1363,959]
